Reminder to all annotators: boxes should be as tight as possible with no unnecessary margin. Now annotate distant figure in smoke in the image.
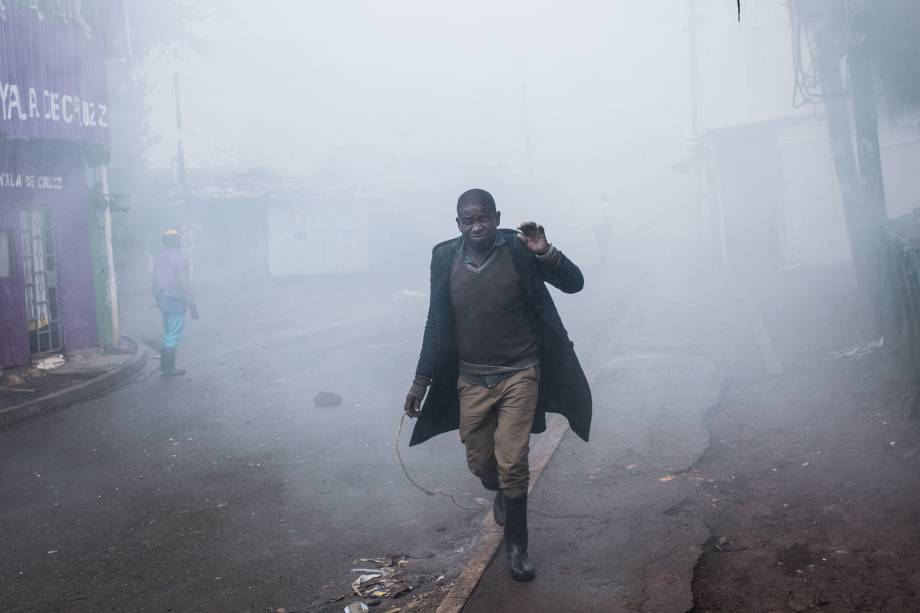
[405,189,591,582]
[153,229,199,377]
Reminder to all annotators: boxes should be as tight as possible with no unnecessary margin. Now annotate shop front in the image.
[0,3,110,368]
[0,141,98,368]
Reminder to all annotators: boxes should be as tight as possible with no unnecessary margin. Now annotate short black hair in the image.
[457,188,496,215]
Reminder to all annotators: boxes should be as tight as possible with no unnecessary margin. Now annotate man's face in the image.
[456,202,500,251]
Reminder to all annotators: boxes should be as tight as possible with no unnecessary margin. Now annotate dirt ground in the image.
[0,367,97,409]
[0,341,139,411]
[687,267,920,612]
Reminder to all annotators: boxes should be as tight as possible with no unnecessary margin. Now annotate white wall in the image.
[268,200,370,276]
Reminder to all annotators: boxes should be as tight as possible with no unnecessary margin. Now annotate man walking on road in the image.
[405,188,592,581]
[153,229,199,377]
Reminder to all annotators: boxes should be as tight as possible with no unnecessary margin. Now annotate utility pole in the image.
[802,0,883,292]
[174,72,186,190]
[689,0,705,244]
[689,0,701,144]
[90,0,135,347]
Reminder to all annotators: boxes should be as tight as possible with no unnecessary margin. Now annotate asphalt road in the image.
[0,246,631,613]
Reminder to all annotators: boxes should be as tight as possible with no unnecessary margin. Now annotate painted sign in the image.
[0,172,65,190]
[0,5,109,148]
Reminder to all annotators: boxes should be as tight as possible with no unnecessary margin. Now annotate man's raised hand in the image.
[517,221,550,255]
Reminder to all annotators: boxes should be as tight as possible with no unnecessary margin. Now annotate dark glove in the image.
[404,375,431,418]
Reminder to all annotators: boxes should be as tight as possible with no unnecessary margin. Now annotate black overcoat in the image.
[408,229,592,446]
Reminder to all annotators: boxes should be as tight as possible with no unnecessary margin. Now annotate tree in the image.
[783,0,920,293]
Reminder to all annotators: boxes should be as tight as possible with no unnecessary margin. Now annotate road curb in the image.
[0,336,148,431]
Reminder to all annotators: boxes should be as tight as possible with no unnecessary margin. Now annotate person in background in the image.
[404,189,591,582]
[152,229,199,377]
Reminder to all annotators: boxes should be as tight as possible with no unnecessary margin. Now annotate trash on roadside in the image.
[352,573,381,591]
[344,602,369,613]
[34,355,65,371]
[2,373,27,386]
[314,391,343,407]
[350,556,413,601]
[830,337,884,359]
[0,371,35,392]
[707,535,734,552]
[394,289,426,300]
[659,475,674,482]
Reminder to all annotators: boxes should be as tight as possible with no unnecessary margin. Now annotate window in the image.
[0,230,11,278]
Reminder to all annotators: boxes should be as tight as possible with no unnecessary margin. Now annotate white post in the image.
[96,165,120,344]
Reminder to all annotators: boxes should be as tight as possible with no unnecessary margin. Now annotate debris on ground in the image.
[393,290,426,300]
[103,337,138,355]
[314,391,343,407]
[0,370,35,393]
[2,373,27,386]
[351,556,413,601]
[343,602,369,613]
[830,337,884,359]
[386,578,454,612]
[33,355,66,371]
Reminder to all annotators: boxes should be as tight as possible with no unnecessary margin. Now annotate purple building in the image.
[0,2,111,368]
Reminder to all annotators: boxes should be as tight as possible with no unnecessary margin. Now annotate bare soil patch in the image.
[688,269,920,612]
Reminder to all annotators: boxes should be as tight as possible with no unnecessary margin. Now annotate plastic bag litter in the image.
[350,556,412,600]
[830,337,884,359]
[34,355,65,370]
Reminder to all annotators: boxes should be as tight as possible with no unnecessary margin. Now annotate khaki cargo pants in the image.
[457,366,539,499]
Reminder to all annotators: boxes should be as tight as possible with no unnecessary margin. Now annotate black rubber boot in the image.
[493,491,505,526]
[504,494,535,581]
[160,348,186,377]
